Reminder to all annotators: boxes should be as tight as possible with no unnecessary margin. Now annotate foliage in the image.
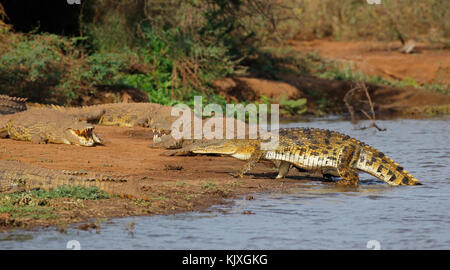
[245,47,322,79]
[30,186,110,200]
[315,60,450,95]
[276,0,450,44]
[118,26,234,107]
[279,94,307,115]
[0,186,108,220]
[259,94,307,116]
[0,34,68,103]
[0,186,110,202]
[0,31,139,104]
[1,0,448,113]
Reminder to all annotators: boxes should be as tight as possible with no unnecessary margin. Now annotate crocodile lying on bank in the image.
[1,94,188,145]
[0,107,102,146]
[169,128,421,186]
[0,159,148,199]
[30,102,179,132]
[0,94,27,115]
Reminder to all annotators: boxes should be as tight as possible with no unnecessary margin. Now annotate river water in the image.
[1,117,449,249]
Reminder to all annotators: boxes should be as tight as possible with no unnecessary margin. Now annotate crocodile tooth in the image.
[153,134,162,143]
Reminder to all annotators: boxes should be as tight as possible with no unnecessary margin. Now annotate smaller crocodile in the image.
[0,160,147,199]
[29,102,178,133]
[172,128,421,186]
[0,108,102,146]
[1,93,178,134]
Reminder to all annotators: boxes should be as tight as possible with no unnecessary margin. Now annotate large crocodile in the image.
[0,159,148,199]
[0,94,187,145]
[0,107,102,146]
[29,102,179,133]
[171,128,421,186]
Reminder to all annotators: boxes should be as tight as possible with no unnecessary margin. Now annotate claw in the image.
[153,134,162,143]
[230,172,243,178]
[92,132,103,144]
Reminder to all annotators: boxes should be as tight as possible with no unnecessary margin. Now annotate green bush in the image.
[259,94,308,116]
[0,34,68,103]
[0,32,141,105]
[0,186,110,201]
[121,25,235,106]
[31,186,110,200]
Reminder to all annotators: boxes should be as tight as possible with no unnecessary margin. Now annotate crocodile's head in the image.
[190,139,259,160]
[63,122,103,146]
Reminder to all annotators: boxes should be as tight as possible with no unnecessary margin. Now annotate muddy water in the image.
[1,117,449,249]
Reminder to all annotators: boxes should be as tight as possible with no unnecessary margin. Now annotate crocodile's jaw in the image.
[231,152,252,160]
[192,148,252,160]
[190,140,261,160]
[67,127,99,146]
[192,148,236,155]
[191,142,238,156]
[92,131,103,144]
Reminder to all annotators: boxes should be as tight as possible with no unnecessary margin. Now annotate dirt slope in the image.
[290,40,450,85]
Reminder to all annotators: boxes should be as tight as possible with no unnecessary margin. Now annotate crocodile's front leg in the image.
[276,161,291,179]
[231,150,264,178]
[0,118,11,138]
[0,127,8,138]
[336,145,360,186]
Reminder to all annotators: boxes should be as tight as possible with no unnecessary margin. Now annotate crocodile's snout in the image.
[69,127,102,146]
[191,141,238,155]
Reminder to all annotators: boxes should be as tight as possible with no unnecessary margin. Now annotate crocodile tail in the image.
[26,102,64,110]
[0,94,27,114]
[355,147,421,186]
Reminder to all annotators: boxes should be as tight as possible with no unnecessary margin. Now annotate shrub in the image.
[0,34,70,103]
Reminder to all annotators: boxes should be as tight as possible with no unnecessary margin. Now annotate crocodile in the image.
[173,127,421,186]
[0,107,102,146]
[29,102,179,133]
[0,94,27,115]
[0,159,148,199]
[1,94,193,145]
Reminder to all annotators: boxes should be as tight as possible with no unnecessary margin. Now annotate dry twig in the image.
[344,82,386,131]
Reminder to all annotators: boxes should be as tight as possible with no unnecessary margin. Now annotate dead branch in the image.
[343,86,359,125]
[344,82,386,131]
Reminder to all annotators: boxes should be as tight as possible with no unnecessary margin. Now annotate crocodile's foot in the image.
[229,172,244,178]
[322,174,336,182]
[149,133,184,149]
[336,179,359,187]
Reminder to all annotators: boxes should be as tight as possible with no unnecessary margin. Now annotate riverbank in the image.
[0,125,321,232]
